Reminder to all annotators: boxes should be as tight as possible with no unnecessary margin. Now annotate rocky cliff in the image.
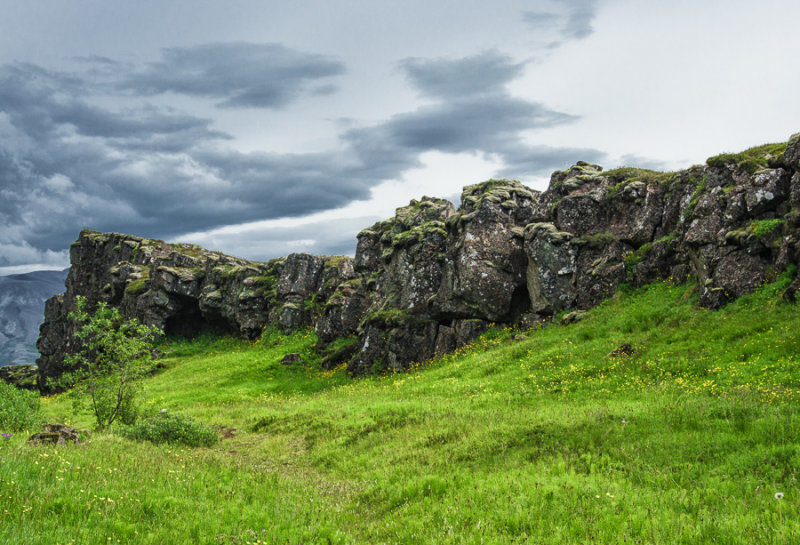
[37,133,800,389]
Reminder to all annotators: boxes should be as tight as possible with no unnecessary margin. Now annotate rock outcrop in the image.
[37,235,355,390]
[37,133,800,386]
[0,364,39,390]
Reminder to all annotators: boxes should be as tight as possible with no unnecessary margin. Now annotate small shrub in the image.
[0,381,42,432]
[52,296,162,430]
[119,411,218,447]
[624,242,654,277]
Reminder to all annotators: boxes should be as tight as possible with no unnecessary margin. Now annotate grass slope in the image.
[1,277,799,544]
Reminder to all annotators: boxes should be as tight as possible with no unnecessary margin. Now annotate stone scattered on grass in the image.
[281,353,307,366]
[28,424,87,445]
[608,343,636,358]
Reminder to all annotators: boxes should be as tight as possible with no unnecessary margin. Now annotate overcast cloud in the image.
[0,44,595,271]
[1,1,799,274]
[121,42,345,109]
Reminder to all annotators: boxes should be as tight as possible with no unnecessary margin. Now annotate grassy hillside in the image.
[2,275,799,544]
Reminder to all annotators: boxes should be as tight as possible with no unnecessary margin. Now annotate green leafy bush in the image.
[0,381,42,432]
[119,411,218,447]
[52,296,162,430]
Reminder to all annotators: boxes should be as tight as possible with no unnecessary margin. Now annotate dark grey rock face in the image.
[0,364,39,390]
[36,233,355,391]
[37,132,800,383]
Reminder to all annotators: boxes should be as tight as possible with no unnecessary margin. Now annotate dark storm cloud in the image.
[1,46,602,270]
[523,0,598,44]
[563,0,598,40]
[343,97,577,178]
[121,42,346,109]
[399,51,525,99]
[0,51,361,268]
[344,51,600,182]
[0,62,228,145]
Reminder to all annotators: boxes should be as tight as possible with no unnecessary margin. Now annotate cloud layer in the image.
[120,42,345,109]
[523,0,599,46]
[0,43,600,270]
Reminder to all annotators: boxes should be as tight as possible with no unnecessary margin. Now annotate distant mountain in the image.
[0,269,67,367]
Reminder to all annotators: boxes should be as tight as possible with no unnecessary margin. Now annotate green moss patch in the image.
[706,142,787,174]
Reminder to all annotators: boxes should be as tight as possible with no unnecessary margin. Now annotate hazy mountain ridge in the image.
[0,269,68,366]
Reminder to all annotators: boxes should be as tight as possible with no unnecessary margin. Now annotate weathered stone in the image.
[608,343,635,358]
[0,364,39,390]
[434,325,457,355]
[704,252,769,306]
[743,169,790,214]
[782,276,800,302]
[280,353,307,366]
[28,424,85,445]
[549,161,604,194]
[437,182,533,321]
[349,318,439,375]
[560,311,587,325]
[452,319,490,347]
[632,238,681,286]
[606,182,665,246]
[554,194,604,236]
[790,172,800,207]
[517,312,548,331]
[320,342,359,370]
[525,223,578,314]
[37,230,358,389]
[784,133,800,171]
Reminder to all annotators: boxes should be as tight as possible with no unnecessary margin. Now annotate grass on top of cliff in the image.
[3,275,800,544]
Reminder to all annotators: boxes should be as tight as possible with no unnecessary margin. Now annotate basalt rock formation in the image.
[37,236,355,390]
[37,133,800,388]
[0,364,39,390]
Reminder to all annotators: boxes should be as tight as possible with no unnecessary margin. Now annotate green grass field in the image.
[2,276,799,544]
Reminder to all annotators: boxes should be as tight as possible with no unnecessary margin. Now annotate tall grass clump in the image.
[0,381,42,431]
[118,411,218,447]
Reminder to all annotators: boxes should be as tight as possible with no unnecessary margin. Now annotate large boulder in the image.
[28,424,85,445]
[784,133,800,171]
[524,223,578,314]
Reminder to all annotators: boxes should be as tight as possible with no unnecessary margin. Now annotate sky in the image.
[1,0,799,275]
